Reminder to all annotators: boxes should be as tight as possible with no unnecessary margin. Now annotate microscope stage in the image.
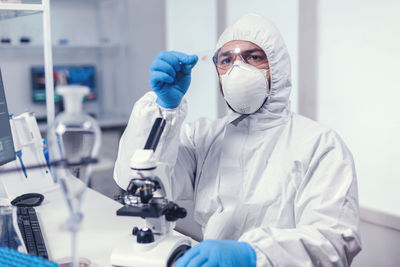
[117,204,166,218]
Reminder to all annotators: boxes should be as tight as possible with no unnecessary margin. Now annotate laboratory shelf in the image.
[1,0,132,129]
[0,3,43,20]
[0,3,43,11]
[0,10,39,20]
[0,0,56,129]
[0,44,125,50]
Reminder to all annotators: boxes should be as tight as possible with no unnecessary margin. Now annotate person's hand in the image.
[149,51,198,108]
[177,240,256,267]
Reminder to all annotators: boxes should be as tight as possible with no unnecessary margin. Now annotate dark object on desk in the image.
[1,38,11,43]
[11,193,44,207]
[19,37,31,43]
[11,194,48,259]
[58,38,69,45]
[17,207,48,259]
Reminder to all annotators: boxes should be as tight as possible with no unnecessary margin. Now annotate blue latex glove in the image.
[149,51,198,108]
[177,240,257,267]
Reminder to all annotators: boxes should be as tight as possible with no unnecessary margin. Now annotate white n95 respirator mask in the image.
[220,60,269,114]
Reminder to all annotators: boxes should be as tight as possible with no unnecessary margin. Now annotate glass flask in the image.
[47,85,101,267]
[0,205,25,253]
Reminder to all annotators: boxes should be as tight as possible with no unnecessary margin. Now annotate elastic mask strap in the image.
[231,114,249,126]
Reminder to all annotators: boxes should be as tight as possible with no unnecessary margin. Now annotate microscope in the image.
[110,118,191,267]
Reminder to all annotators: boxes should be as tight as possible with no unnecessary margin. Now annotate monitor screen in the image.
[31,65,96,103]
[0,68,16,166]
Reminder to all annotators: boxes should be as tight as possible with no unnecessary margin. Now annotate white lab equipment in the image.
[111,118,191,267]
[47,85,101,267]
[0,113,55,200]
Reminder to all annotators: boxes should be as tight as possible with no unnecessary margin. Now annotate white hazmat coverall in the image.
[114,14,362,266]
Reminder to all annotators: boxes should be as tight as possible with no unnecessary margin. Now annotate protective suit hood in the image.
[216,14,292,129]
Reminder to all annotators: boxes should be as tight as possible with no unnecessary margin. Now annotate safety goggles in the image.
[213,46,269,70]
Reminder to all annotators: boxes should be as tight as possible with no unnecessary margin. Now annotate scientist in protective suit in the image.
[114,14,362,266]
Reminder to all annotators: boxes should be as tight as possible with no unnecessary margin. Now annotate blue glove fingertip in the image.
[180,55,198,75]
[183,54,198,68]
[170,51,197,65]
[189,54,199,65]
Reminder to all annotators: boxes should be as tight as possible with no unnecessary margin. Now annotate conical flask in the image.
[0,205,25,253]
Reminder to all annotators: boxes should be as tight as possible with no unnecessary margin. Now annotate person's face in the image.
[214,40,270,84]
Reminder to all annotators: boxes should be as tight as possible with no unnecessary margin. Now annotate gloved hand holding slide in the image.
[149,51,198,108]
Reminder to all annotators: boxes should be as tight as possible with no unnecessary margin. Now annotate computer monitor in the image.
[0,68,16,166]
[31,65,96,103]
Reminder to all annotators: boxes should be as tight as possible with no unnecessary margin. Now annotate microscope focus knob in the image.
[132,226,139,236]
[136,227,154,244]
[165,202,187,222]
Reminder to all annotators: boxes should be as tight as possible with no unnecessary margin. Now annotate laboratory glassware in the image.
[0,205,25,252]
[47,85,101,267]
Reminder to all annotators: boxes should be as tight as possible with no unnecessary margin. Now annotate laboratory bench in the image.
[33,180,195,267]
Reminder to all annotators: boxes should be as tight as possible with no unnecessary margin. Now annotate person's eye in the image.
[247,55,262,62]
[220,57,231,65]
[244,52,267,65]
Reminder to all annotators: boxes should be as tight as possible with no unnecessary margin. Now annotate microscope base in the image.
[110,234,191,267]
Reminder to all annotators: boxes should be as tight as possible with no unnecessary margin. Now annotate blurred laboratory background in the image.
[0,0,399,266]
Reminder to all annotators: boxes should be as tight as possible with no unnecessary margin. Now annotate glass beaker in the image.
[0,205,25,253]
[47,85,101,267]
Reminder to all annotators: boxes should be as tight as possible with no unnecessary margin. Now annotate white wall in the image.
[166,0,218,122]
[318,0,400,216]
[113,0,166,117]
[352,219,400,267]
[225,0,299,113]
